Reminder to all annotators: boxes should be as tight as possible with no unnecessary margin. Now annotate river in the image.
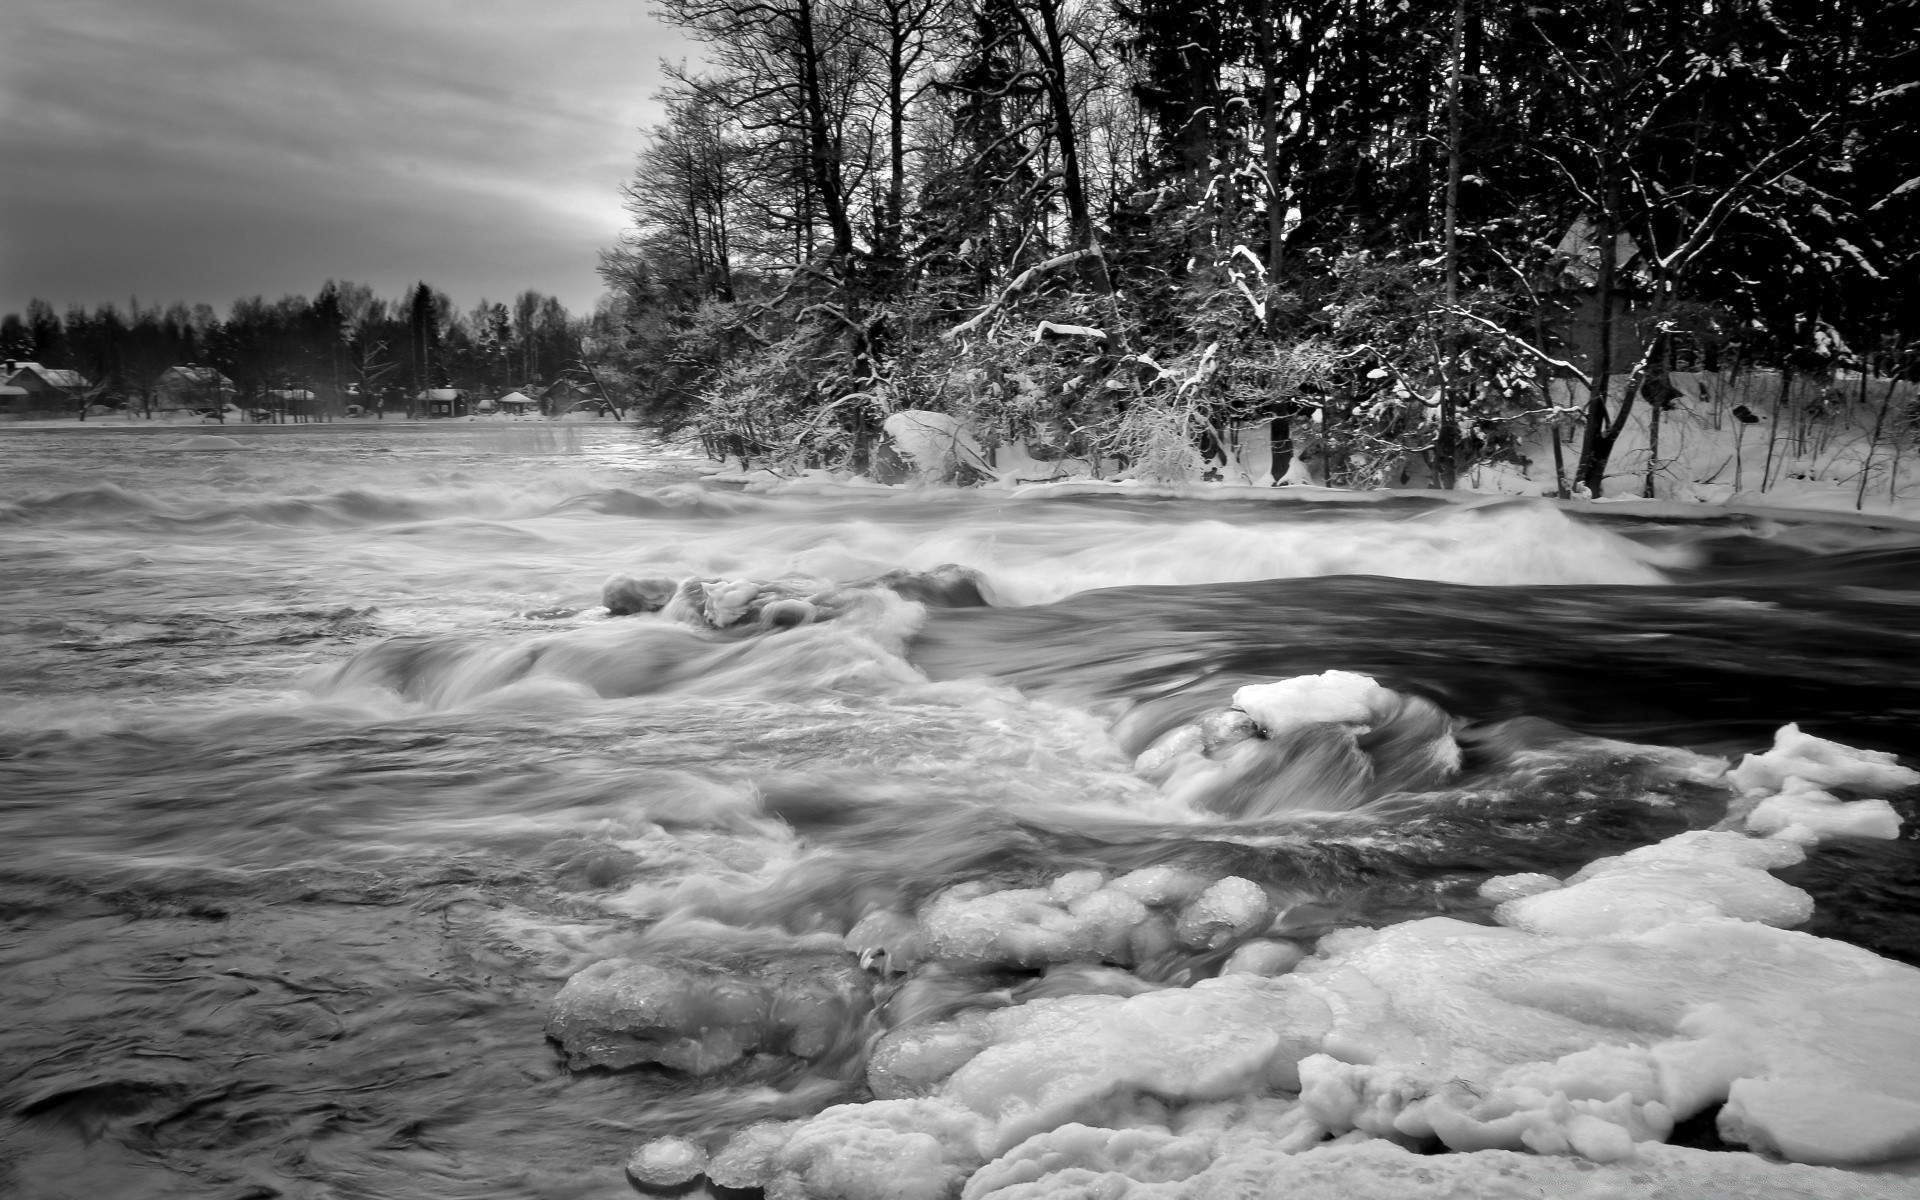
[2,423,1917,1199]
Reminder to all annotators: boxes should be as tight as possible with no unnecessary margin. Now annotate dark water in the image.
[2,424,1917,1197]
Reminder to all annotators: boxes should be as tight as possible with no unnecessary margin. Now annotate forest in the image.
[593,0,1919,495]
[0,284,597,420]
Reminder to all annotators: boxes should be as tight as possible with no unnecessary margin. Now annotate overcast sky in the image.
[0,0,696,319]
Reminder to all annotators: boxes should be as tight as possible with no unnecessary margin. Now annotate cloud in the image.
[0,0,698,316]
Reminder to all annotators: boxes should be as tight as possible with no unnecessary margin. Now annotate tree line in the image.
[594,0,1918,493]
[0,283,605,419]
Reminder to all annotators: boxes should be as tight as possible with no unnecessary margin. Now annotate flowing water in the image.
[2,424,1917,1198]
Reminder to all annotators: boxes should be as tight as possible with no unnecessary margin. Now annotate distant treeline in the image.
[0,283,612,418]
[592,0,1919,493]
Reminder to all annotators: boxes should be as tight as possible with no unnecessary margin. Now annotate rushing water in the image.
[2,423,1917,1198]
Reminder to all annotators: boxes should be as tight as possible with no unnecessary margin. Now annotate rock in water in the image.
[602,574,677,616]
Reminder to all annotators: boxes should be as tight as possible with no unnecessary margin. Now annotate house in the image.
[495,390,539,414]
[152,366,235,412]
[2,360,91,412]
[416,388,466,418]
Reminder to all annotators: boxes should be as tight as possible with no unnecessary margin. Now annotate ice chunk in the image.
[1219,939,1305,977]
[939,977,1333,1153]
[1284,899,1920,1167]
[1727,723,1920,797]
[1174,877,1275,950]
[626,1137,707,1188]
[960,1123,1215,1199]
[868,1011,997,1100]
[1745,776,1902,845]
[1721,1079,1920,1167]
[1067,888,1151,961]
[1494,831,1811,937]
[545,952,868,1073]
[1478,873,1562,903]
[1231,670,1395,737]
[1107,866,1211,907]
[707,1121,795,1191]
[919,886,1087,968]
[1048,869,1107,905]
[963,1136,1920,1200]
[766,1098,989,1200]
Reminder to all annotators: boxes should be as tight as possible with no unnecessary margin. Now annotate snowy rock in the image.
[1727,722,1920,797]
[626,1137,708,1188]
[883,410,993,482]
[1745,775,1903,845]
[1231,670,1395,737]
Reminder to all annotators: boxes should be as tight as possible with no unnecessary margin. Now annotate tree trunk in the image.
[1435,0,1467,489]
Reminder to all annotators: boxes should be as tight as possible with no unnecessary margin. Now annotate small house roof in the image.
[416,388,461,401]
[5,363,89,388]
[497,390,535,405]
[160,365,234,387]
